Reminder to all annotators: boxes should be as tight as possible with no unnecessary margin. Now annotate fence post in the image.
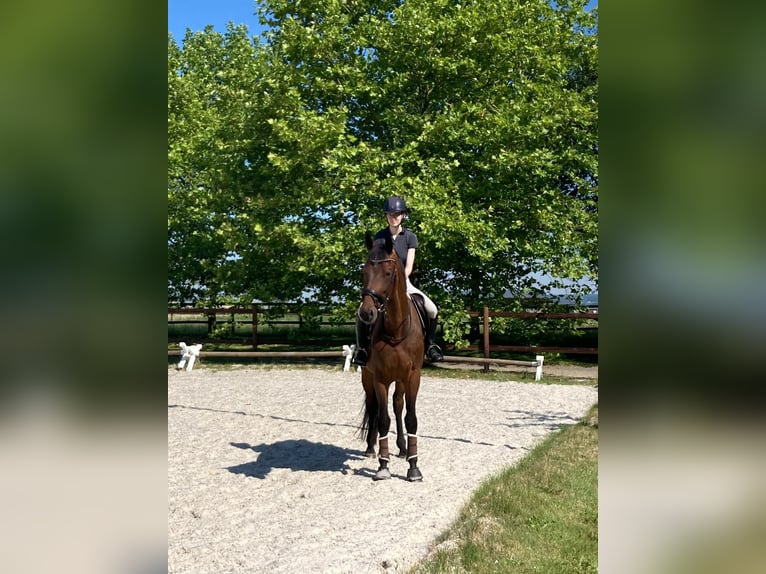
[483,306,490,373]
[207,312,216,335]
[252,303,259,350]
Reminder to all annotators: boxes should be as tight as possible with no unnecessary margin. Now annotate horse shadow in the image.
[227,440,365,479]
[499,409,580,431]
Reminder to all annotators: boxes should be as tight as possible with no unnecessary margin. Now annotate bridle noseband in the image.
[361,288,386,307]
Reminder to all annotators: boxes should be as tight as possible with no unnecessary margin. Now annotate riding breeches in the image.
[406,279,437,319]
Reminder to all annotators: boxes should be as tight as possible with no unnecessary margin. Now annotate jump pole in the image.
[169,347,544,379]
[440,354,545,380]
[168,350,345,359]
[169,346,355,372]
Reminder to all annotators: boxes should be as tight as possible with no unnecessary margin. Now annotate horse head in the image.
[358,231,398,325]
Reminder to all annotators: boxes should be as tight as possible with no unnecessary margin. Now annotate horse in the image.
[357,230,424,481]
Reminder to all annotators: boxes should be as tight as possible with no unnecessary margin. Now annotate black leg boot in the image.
[425,316,444,362]
[352,320,372,366]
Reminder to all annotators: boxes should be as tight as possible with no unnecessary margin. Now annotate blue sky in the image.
[168,0,264,42]
[168,0,597,43]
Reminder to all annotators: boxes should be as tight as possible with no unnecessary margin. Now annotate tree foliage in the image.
[168,1,597,345]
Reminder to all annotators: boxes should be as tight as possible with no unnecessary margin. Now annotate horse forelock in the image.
[368,240,398,263]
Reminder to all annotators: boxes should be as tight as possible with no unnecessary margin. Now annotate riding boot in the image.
[425,315,444,362]
[352,320,372,366]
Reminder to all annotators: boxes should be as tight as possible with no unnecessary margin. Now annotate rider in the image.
[352,196,444,366]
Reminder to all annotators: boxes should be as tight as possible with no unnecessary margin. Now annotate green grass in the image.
[408,404,598,574]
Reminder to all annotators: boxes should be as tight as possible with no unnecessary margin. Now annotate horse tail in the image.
[357,394,378,442]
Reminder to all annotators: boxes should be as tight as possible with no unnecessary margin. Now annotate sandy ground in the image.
[168,365,598,573]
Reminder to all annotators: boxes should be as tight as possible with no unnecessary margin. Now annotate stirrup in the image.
[426,344,443,362]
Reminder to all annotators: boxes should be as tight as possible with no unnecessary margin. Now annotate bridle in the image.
[359,255,412,343]
[360,257,397,315]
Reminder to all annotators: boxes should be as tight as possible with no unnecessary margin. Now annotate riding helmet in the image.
[383,196,408,213]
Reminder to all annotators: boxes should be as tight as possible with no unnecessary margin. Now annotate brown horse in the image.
[358,231,424,481]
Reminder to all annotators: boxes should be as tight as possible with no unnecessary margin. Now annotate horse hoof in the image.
[373,468,391,481]
[365,449,376,458]
[406,468,423,482]
[397,450,407,459]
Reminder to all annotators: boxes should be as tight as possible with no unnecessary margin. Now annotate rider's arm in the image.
[405,248,416,279]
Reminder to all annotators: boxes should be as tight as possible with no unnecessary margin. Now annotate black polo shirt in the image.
[374,227,419,271]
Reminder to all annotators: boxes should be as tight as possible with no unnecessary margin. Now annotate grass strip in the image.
[410,404,598,574]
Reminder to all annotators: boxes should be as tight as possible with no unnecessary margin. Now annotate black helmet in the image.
[383,196,408,213]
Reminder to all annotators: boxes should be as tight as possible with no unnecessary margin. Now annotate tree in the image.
[168,25,271,304]
[168,0,598,345]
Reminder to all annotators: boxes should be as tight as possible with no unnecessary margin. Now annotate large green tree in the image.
[168,26,257,304]
[168,0,597,344]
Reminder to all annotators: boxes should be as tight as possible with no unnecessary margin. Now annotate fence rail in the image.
[167,304,598,360]
[472,306,598,357]
[168,304,357,348]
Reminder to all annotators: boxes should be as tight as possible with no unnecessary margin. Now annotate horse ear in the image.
[384,234,393,254]
[365,231,373,250]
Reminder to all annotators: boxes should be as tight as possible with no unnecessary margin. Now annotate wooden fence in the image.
[167,304,354,349]
[468,307,598,357]
[168,304,598,357]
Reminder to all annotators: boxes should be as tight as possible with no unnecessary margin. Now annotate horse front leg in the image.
[373,381,392,481]
[393,381,407,458]
[361,369,377,457]
[404,372,423,482]
[365,399,378,458]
